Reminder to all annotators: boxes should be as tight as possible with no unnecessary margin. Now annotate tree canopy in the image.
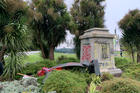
[31,0,71,60]
[71,0,105,58]
[0,0,32,80]
[119,9,140,63]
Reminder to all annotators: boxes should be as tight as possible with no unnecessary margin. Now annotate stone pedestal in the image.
[80,28,122,75]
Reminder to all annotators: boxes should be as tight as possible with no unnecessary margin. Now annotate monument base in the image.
[100,68,122,77]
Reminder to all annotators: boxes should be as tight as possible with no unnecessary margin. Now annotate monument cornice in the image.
[80,28,115,39]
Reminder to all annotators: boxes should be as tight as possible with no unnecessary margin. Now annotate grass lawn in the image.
[115,51,137,63]
[23,52,77,63]
[54,52,77,59]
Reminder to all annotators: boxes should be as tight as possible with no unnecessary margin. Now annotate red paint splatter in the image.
[81,45,91,62]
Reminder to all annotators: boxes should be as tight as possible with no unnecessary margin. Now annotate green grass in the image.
[115,51,137,63]
[115,56,140,82]
[23,53,44,63]
[120,63,140,81]
[23,52,77,63]
[54,52,77,59]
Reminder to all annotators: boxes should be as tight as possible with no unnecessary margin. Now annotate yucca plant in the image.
[0,0,32,80]
[2,23,30,80]
[0,0,8,26]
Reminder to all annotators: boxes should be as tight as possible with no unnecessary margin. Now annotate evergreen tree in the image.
[71,0,105,59]
[119,9,140,63]
[31,0,71,60]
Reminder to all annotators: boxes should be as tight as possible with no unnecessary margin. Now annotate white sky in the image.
[57,0,140,49]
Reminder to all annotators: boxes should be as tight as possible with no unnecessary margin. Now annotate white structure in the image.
[114,34,121,52]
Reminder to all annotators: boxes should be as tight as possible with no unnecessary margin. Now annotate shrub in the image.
[121,63,140,81]
[101,78,140,93]
[71,71,93,84]
[88,74,101,93]
[0,77,40,93]
[2,53,24,80]
[92,75,101,85]
[57,56,80,64]
[115,57,130,68]
[42,70,87,93]
[23,60,57,76]
[88,75,101,93]
[101,73,113,81]
[88,81,96,93]
[57,55,68,61]
[37,76,45,84]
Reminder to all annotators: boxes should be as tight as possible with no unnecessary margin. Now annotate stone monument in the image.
[80,28,122,75]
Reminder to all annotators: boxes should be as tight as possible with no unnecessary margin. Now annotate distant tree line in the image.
[55,48,75,54]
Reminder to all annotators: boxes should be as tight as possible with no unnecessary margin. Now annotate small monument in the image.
[80,28,122,75]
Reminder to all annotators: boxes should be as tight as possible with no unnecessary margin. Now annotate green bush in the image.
[71,70,93,84]
[101,78,140,93]
[101,72,114,81]
[121,63,140,81]
[23,59,57,76]
[83,73,100,84]
[115,57,130,68]
[57,56,80,64]
[42,70,87,93]
[88,75,101,93]
[37,76,45,84]
[57,55,68,61]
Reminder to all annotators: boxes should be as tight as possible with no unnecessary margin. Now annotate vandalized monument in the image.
[80,28,122,75]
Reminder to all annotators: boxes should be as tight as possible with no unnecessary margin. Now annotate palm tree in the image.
[0,0,8,64]
[0,0,31,80]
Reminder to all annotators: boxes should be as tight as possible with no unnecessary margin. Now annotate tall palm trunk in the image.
[49,45,54,60]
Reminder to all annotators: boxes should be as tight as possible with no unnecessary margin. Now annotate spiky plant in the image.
[0,0,31,80]
[2,23,30,80]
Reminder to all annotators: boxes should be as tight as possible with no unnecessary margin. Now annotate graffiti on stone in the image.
[81,45,91,62]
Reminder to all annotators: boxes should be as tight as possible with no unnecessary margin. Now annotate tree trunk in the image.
[49,46,54,60]
[42,44,49,59]
[0,45,6,65]
[130,44,135,63]
[137,50,140,63]
[136,45,140,63]
[36,30,47,59]
[39,42,47,59]
[131,50,135,63]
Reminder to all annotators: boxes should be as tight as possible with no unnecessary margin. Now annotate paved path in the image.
[24,51,40,55]
[4,51,40,58]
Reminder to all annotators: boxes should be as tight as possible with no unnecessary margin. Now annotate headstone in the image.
[80,28,122,75]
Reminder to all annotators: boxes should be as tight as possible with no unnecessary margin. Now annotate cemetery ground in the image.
[1,51,140,93]
[23,52,77,63]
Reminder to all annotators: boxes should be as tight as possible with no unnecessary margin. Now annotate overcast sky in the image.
[59,0,140,48]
